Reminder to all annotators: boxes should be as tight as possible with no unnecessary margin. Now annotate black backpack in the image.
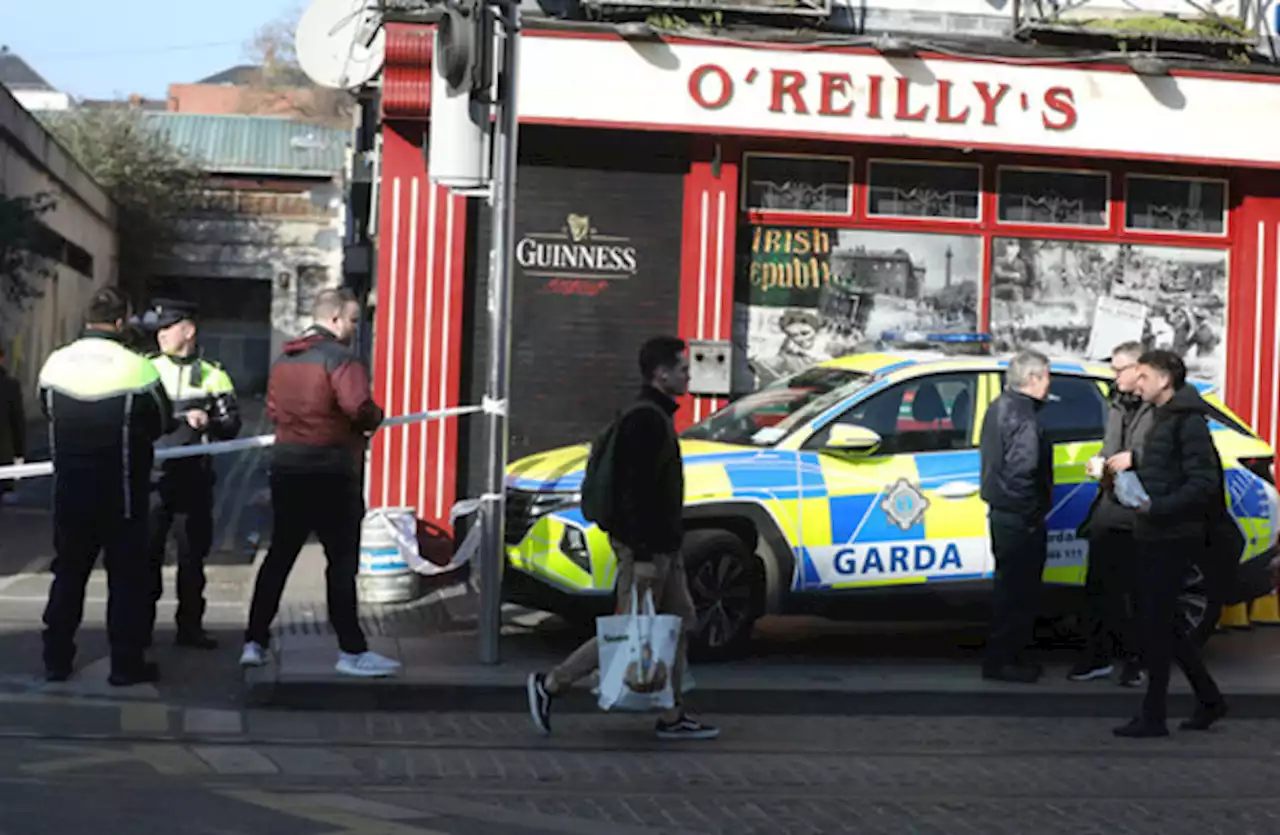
[580,401,662,533]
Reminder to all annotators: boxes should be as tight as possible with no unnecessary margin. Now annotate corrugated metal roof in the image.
[139,113,348,176]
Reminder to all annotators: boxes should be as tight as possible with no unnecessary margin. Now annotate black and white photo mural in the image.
[989,238,1228,387]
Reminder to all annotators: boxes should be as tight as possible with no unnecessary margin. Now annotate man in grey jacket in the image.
[1070,341,1152,688]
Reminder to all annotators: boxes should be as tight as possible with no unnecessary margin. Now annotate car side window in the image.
[812,373,980,455]
[1035,375,1108,445]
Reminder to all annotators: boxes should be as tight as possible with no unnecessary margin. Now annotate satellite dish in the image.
[295,0,386,89]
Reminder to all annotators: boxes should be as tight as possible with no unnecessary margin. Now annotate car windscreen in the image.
[681,367,873,447]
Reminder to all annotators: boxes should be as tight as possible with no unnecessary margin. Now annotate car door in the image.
[797,371,993,590]
[1028,373,1111,586]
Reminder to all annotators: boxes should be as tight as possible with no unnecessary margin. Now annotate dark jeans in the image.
[43,507,153,672]
[148,481,214,636]
[245,472,368,655]
[1082,528,1138,663]
[1135,539,1223,724]
[986,510,1048,669]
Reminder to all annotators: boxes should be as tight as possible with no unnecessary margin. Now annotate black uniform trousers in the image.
[1134,539,1223,724]
[43,501,153,673]
[245,472,368,655]
[1082,527,1139,663]
[985,509,1048,670]
[148,476,215,638]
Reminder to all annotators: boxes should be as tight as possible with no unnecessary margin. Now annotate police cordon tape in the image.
[0,397,507,482]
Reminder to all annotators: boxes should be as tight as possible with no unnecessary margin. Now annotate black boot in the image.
[1112,717,1169,738]
[175,629,218,650]
[109,661,160,687]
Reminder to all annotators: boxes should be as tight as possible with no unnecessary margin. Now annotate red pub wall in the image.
[369,21,1280,535]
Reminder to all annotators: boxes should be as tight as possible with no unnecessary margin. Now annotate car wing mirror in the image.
[825,425,882,455]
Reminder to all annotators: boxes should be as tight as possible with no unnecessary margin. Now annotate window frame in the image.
[804,371,983,456]
[1122,173,1230,239]
[996,372,1110,446]
[740,151,855,217]
[865,158,985,224]
[995,165,1111,230]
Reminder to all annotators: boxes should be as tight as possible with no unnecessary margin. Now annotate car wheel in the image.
[682,528,761,662]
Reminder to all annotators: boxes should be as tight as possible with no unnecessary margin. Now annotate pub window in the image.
[742,153,853,215]
[867,160,981,221]
[997,167,1109,227]
[1125,175,1227,235]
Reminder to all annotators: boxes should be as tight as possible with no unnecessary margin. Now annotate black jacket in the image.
[980,389,1052,525]
[611,386,685,559]
[38,330,175,519]
[1088,389,1156,533]
[1133,385,1221,542]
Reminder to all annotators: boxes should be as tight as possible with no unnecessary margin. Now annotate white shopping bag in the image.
[596,586,681,712]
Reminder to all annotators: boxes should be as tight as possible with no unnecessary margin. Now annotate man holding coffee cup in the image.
[1072,341,1152,687]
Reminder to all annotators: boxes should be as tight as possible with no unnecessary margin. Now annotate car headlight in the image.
[530,491,581,520]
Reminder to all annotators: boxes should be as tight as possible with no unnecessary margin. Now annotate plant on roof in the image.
[40,108,204,304]
[0,192,56,315]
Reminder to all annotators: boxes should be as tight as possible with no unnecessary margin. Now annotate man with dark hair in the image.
[1071,341,1150,687]
[1115,349,1226,737]
[527,335,719,740]
[240,287,400,677]
[0,342,24,506]
[980,349,1053,683]
[38,287,175,685]
[146,298,241,650]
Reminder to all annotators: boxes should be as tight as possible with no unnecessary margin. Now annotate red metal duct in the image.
[382,22,433,120]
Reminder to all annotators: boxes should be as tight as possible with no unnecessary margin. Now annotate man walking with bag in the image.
[527,336,719,740]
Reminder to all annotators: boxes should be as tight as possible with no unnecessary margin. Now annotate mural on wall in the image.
[734,225,981,391]
[989,238,1228,387]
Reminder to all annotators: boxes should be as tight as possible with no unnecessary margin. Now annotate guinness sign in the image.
[516,213,639,280]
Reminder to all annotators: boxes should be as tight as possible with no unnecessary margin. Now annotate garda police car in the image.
[503,353,1280,660]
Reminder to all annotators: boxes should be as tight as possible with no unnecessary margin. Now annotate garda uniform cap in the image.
[148,299,199,331]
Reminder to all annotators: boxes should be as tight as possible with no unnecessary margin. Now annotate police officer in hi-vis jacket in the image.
[39,288,175,685]
[147,299,241,649]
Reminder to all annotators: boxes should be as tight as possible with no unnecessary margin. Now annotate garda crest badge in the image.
[880,478,929,531]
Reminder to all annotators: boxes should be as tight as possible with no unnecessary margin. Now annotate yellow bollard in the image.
[1219,601,1252,631]
[1250,591,1280,626]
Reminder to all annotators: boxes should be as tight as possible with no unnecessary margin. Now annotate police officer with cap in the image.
[39,287,175,685]
[148,298,241,649]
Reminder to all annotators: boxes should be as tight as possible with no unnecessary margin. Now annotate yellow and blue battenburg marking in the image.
[504,354,1279,599]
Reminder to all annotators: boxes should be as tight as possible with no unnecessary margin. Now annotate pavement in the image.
[1,709,1280,833]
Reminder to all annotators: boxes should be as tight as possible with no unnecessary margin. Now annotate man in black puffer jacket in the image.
[980,349,1054,684]
[1114,350,1226,738]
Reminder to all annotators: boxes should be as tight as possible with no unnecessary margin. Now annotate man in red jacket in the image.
[240,288,400,677]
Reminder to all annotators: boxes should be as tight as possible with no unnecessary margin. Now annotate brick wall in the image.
[458,126,689,499]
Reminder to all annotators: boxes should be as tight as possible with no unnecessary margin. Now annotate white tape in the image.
[0,402,490,481]
[481,396,507,416]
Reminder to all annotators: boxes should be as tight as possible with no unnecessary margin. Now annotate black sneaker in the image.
[44,666,71,683]
[1180,701,1227,731]
[526,673,553,735]
[982,663,1041,684]
[1118,661,1147,688]
[1113,718,1169,738]
[655,714,720,740]
[175,630,219,650]
[1068,658,1115,682]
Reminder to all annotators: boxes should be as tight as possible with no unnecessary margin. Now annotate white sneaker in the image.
[335,651,402,678]
[239,641,266,668]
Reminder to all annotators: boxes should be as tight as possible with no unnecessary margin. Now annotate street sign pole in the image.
[477,0,520,665]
